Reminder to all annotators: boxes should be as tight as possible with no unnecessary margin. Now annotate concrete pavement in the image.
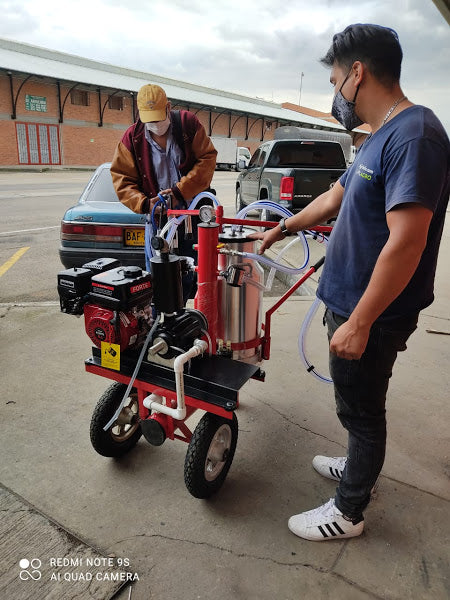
[0,215,449,599]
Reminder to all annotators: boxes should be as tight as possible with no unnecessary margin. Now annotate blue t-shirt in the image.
[317,105,450,322]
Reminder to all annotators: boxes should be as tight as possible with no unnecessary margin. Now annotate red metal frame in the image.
[168,206,331,361]
[85,361,235,444]
[261,264,320,360]
[87,206,329,442]
[194,220,220,348]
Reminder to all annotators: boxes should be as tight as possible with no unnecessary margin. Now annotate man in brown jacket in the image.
[111,84,216,215]
[110,84,217,298]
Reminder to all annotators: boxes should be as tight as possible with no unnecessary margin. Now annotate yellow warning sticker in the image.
[101,342,121,371]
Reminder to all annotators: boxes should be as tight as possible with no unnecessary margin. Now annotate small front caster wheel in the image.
[184,412,238,498]
[90,382,142,457]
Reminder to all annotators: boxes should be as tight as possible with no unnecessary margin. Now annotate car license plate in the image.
[124,228,145,246]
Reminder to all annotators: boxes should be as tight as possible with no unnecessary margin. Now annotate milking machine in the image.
[57,194,331,498]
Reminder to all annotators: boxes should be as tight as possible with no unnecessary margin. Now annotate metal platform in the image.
[86,347,261,412]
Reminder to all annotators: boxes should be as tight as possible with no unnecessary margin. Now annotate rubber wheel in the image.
[184,412,238,498]
[90,382,142,457]
[235,187,245,213]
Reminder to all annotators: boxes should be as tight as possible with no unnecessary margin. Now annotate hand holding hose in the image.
[148,190,172,212]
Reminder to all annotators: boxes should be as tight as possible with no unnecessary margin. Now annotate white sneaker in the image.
[312,455,380,497]
[312,455,347,481]
[288,498,364,541]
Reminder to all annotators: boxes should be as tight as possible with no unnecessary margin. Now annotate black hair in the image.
[321,24,403,86]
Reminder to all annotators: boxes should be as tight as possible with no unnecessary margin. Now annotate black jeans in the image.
[325,308,418,518]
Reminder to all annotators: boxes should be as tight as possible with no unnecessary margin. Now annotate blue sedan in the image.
[59,163,146,268]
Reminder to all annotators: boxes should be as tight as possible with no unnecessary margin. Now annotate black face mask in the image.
[331,69,363,131]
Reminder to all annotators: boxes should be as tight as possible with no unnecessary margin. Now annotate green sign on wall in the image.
[25,94,47,112]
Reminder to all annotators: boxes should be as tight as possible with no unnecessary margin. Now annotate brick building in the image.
[0,37,353,169]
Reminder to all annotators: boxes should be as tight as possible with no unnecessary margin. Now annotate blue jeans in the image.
[325,308,418,518]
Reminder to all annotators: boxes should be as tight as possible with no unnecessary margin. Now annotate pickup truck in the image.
[235,139,347,219]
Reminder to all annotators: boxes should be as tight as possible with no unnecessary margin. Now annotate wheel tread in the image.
[184,413,238,498]
[90,382,142,458]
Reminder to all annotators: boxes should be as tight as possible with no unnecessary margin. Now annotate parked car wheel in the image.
[235,186,245,214]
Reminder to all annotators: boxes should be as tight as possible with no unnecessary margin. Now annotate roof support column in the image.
[9,73,32,119]
[99,90,121,127]
[245,117,263,141]
[230,115,245,136]
[59,83,79,123]
[211,109,232,135]
[97,89,102,127]
[57,81,62,123]
[7,72,14,119]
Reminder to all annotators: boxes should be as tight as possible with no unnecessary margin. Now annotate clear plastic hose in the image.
[103,314,162,430]
[235,200,310,277]
[165,192,220,248]
[144,217,153,270]
[234,200,333,383]
[148,195,332,385]
[266,235,305,290]
[145,192,221,261]
[298,297,333,384]
[236,249,309,275]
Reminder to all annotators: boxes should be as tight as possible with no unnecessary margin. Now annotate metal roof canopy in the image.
[432,0,450,24]
[0,37,350,134]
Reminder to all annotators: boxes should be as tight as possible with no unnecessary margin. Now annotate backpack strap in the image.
[171,110,185,155]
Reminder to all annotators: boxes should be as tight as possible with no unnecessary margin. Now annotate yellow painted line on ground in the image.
[0,247,30,277]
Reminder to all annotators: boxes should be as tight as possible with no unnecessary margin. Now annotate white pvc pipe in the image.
[143,339,208,420]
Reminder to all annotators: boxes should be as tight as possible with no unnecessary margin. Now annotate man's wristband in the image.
[279,217,293,236]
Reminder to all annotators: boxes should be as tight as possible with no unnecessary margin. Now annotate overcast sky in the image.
[1,0,449,132]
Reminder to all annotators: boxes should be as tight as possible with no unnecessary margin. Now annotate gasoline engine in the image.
[57,242,208,361]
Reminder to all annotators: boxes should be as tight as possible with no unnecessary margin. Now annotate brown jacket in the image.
[110,110,217,213]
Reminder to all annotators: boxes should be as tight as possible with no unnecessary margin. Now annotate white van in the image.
[236,147,251,169]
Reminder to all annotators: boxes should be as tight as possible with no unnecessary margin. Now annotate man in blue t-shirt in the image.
[253,24,449,541]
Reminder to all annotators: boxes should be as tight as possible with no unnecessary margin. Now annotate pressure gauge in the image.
[198,205,215,223]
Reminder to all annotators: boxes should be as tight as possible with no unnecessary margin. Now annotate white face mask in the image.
[145,115,170,136]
